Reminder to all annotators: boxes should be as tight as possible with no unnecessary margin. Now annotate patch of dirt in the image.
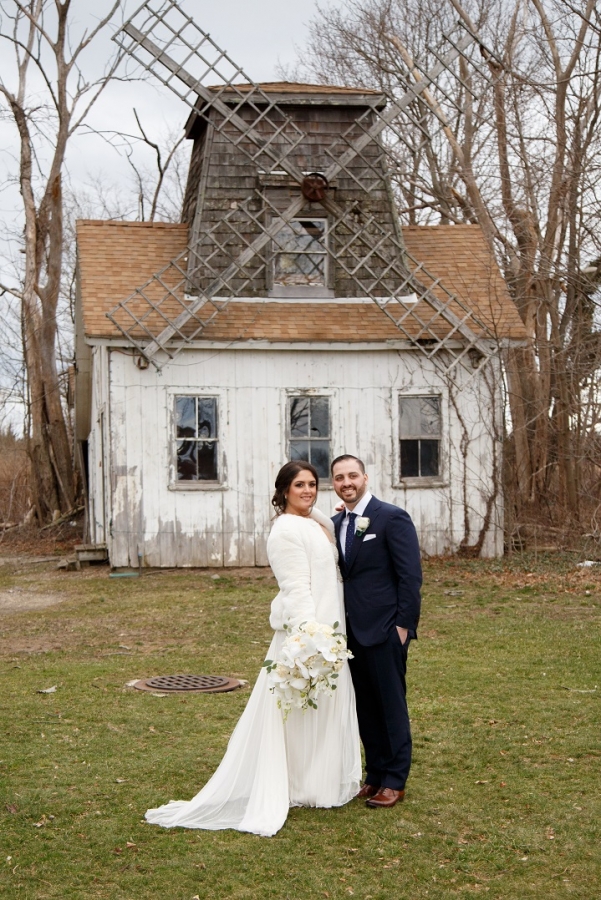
[0,587,69,615]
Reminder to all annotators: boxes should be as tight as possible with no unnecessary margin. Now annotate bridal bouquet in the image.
[263,621,353,720]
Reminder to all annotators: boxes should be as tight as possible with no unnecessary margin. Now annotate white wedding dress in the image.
[145,508,361,837]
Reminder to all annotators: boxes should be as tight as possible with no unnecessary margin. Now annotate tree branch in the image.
[0,281,24,302]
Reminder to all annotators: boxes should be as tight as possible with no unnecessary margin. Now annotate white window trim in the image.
[167,387,228,491]
[392,388,448,489]
[283,388,338,486]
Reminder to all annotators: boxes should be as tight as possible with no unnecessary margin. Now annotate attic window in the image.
[399,395,441,479]
[273,219,327,287]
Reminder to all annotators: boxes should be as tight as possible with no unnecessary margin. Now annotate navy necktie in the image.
[344,512,356,560]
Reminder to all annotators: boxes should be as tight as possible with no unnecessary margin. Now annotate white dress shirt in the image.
[339,491,373,558]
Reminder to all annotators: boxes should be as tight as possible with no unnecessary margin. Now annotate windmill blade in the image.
[115,0,308,181]
[110,2,504,377]
[115,0,479,192]
[107,183,497,377]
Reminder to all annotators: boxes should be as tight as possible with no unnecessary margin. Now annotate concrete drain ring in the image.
[133,674,242,693]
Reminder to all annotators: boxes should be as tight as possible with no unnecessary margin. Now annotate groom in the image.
[331,454,422,808]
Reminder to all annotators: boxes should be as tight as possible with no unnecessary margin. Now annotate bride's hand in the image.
[333,502,345,512]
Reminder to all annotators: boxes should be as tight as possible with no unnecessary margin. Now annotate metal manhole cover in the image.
[133,674,242,693]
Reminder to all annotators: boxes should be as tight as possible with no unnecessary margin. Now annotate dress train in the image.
[145,629,361,837]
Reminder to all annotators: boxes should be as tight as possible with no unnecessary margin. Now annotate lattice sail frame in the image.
[109,0,505,377]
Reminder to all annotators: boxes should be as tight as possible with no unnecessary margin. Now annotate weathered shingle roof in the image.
[76,220,527,343]
[402,224,526,340]
[215,81,383,96]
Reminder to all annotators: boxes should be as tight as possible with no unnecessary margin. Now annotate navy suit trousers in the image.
[346,621,412,791]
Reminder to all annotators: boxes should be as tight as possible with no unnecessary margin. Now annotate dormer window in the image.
[273,218,328,287]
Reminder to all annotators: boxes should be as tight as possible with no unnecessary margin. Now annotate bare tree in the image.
[301,0,601,528]
[0,0,123,523]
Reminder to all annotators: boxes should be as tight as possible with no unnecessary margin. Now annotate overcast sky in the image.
[68,0,338,194]
[1,0,339,221]
[0,0,341,428]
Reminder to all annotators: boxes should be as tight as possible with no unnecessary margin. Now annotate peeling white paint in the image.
[86,346,503,566]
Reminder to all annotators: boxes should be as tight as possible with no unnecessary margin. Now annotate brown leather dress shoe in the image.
[365,787,405,808]
[355,783,380,800]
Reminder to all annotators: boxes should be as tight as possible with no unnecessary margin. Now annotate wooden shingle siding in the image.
[183,98,401,299]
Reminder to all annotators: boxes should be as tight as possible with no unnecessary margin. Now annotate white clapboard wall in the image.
[86,344,503,567]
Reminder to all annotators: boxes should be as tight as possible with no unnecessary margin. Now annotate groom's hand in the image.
[396,626,408,646]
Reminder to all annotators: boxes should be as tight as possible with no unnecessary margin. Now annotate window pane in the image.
[420,440,439,477]
[299,252,326,281]
[399,397,422,437]
[177,439,197,480]
[198,397,217,439]
[420,397,441,436]
[277,220,325,253]
[274,253,325,285]
[299,219,326,247]
[197,442,218,480]
[310,441,330,479]
[176,396,196,438]
[290,398,309,437]
[310,397,330,438]
[400,439,419,477]
[274,252,300,283]
[290,440,310,462]
[274,219,326,286]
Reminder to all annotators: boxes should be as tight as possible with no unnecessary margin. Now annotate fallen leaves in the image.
[114,841,138,855]
[33,814,54,827]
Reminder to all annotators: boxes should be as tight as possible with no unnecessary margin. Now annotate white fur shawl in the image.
[267,507,344,632]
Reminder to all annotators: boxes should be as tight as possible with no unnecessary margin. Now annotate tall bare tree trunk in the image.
[0,0,122,521]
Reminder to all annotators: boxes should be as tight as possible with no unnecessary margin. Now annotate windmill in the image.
[108,0,505,379]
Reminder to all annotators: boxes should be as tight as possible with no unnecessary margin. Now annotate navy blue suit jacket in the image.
[334,496,422,647]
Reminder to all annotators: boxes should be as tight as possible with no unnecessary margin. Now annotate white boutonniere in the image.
[355,516,370,537]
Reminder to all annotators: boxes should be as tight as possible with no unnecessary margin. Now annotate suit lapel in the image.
[345,496,382,574]
[332,511,346,575]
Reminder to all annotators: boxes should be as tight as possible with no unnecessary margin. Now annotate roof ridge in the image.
[76,219,187,228]
[209,81,383,96]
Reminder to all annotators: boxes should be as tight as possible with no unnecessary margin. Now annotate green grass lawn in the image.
[0,554,599,899]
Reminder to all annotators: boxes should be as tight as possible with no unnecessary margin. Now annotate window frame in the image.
[168,390,227,490]
[268,216,334,297]
[285,391,335,485]
[394,391,446,488]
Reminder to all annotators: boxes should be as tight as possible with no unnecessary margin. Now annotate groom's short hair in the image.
[330,454,366,475]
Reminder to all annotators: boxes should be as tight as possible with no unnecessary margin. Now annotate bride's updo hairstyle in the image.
[271,460,319,516]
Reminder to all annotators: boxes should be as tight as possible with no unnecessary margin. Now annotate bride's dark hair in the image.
[272,460,319,515]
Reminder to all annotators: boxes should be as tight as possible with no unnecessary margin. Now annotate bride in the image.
[145,460,361,837]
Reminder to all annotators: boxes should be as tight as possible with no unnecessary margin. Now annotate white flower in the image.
[355,516,370,536]
[265,621,353,720]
